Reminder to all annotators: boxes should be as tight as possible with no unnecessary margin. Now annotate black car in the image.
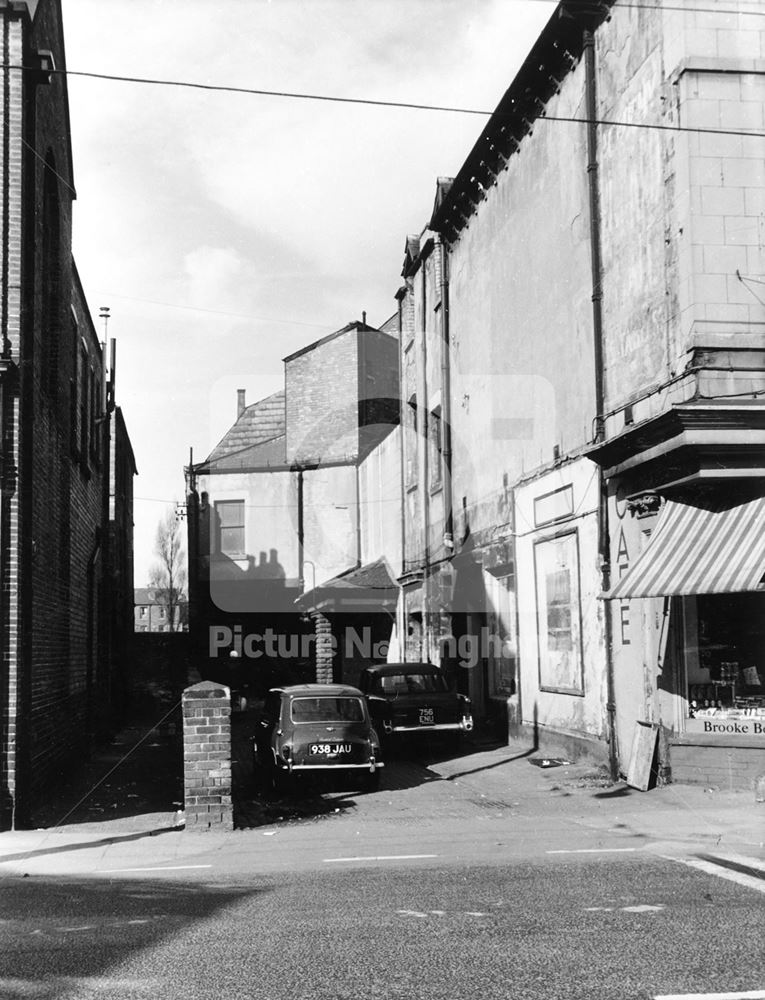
[358,663,473,747]
[253,684,384,793]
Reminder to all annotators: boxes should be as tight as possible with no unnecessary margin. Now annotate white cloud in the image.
[62,0,551,584]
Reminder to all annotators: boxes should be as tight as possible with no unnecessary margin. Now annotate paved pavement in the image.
[0,708,762,878]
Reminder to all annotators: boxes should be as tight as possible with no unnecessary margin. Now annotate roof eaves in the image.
[431,0,614,244]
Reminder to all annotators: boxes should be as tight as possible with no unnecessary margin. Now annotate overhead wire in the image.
[3,64,765,141]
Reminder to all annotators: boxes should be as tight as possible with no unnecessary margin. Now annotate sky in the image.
[61,0,554,586]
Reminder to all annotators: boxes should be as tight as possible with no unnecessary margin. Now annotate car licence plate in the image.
[309,743,352,755]
[419,708,435,726]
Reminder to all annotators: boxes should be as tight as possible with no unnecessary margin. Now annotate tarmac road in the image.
[1,853,763,1000]
[1,719,764,1000]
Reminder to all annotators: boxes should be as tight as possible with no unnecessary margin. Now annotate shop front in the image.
[588,400,765,788]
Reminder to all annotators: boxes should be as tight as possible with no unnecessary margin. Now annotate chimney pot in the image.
[237,389,246,418]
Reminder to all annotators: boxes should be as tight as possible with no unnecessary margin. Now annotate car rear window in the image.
[291,697,365,723]
[377,673,449,695]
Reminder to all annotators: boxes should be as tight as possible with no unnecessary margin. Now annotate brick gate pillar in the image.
[182,681,233,831]
[310,611,335,684]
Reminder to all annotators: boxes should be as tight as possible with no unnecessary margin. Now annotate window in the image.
[291,697,365,724]
[429,406,442,490]
[69,317,80,455]
[406,394,418,488]
[89,367,100,464]
[41,155,61,400]
[79,345,89,460]
[139,607,148,619]
[158,606,166,619]
[216,499,245,557]
[534,532,583,695]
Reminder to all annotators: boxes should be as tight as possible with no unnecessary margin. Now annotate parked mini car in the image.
[358,663,473,747]
[253,684,384,793]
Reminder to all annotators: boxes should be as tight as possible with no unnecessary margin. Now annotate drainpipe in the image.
[585,28,618,781]
[395,287,407,582]
[86,530,103,742]
[420,265,430,662]
[297,468,304,591]
[436,235,454,552]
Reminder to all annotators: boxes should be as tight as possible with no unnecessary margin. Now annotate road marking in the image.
[95,865,213,873]
[654,992,765,999]
[585,904,665,913]
[547,848,639,854]
[659,854,765,897]
[323,853,438,863]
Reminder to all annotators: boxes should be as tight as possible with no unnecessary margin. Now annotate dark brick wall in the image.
[0,1,128,827]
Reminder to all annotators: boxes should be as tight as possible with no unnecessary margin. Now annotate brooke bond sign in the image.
[686,717,765,738]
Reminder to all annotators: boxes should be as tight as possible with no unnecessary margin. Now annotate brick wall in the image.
[285,328,359,465]
[182,681,233,831]
[669,742,765,790]
[1,1,122,827]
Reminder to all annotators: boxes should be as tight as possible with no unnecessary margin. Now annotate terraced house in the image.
[394,0,765,787]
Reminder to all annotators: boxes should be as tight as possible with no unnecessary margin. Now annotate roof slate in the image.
[207,389,286,462]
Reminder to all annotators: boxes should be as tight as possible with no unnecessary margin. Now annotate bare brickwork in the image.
[311,611,335,684]
[182,681,233,831]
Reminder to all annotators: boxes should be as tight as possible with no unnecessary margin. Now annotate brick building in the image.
[392,0,765,785]
[134,587,184,633]
[186,318,400,695]
[0,0,136,828]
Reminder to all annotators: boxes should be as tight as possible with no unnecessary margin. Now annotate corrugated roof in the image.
[207,390,285,462]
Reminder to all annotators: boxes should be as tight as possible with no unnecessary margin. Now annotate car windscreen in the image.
[290,697,366,724]
[377,673,449,695]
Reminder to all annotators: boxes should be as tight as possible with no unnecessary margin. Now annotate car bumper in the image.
[386,718,474,734]
[281,760,384,772]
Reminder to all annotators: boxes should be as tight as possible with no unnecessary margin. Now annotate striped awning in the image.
[605,496,765,599]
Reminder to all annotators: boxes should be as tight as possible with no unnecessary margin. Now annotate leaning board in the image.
[625,721,659,791]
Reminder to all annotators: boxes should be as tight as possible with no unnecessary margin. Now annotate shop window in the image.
[216,499,245,557]
[686,593,765,731]
[534,531,583,695]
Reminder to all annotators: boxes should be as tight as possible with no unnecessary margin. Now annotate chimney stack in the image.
[237,389,246,418]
